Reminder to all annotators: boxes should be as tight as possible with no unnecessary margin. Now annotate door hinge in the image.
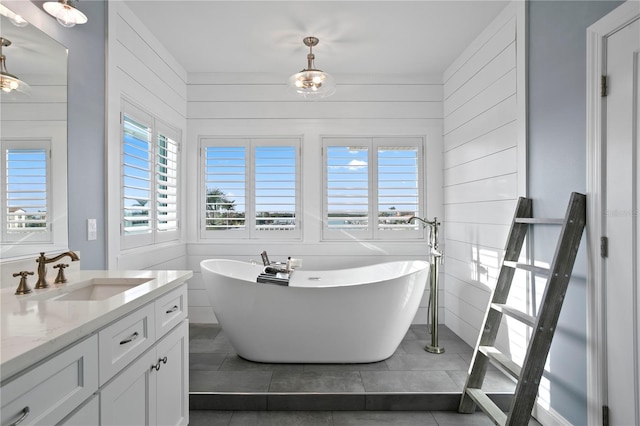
[603,405,609,426]
[601,236,608,258]
[601,75,608,97]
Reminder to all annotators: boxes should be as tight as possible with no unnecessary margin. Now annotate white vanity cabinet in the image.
[100,319,188,426]
[100,284,189,426]
[0,278,190,426]
[0,336,98,426]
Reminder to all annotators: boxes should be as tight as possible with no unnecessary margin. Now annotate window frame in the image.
[199,136,301,241]
[120,100,181,250]
[1,138,53,245]
[322,136,425,241]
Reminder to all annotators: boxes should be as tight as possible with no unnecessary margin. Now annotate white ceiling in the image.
[123,0,510,78]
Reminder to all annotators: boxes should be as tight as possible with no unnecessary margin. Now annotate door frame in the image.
[586,2,640,425]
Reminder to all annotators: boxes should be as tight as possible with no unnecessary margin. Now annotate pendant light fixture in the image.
[0,38,30,95]
[0,4,28,27]
[43,0,88,28]
[288,36,336,99]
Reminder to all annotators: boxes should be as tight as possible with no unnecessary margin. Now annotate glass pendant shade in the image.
[0,69,29,94]
[288,69,336,99]
[288,37,336,99]
[43,0,88,28]
[0,38,30,96]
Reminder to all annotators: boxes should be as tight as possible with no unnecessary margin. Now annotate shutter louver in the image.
[377,146,419,230]
[123,115,152,236]
[204,146,246,231]
[5,148,48,234]
[157,134,178,233]
[255,146,296,232]
[326,146,369,231]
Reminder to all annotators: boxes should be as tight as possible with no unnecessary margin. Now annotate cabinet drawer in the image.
[0,335,98,426]
[99,303,155,385]
[155,285,187,339]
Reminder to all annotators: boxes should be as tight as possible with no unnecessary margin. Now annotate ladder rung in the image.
[503,261,549,276]
[479,345,522,380]
[465,388,507,426]
[515,217,564,224]
[491,303,536,327]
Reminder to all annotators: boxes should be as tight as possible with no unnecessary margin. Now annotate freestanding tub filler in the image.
[200,259,429,363]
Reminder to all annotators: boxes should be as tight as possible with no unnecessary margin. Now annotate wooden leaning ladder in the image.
[458,192,587,425]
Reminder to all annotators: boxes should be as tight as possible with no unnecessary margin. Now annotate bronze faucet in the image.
[35,251,79,289]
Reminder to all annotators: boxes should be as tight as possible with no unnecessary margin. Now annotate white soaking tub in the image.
[200,259,429,363]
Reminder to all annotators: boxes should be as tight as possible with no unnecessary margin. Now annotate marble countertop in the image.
[0,269,193,383]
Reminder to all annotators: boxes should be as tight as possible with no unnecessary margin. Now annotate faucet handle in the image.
[53,263,69,284]
[13,271,34,295]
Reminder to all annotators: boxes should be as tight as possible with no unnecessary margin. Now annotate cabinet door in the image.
[155,320,188,426]
[100,349,157,426]
[58,395,99,426]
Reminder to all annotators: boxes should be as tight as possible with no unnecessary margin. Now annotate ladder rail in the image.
[459,197,532,413]
[506,192,586,424]
[458,192,587,425]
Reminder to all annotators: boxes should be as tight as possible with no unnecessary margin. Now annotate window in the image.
[200,137,300,239]
[324,136,424,240]
[121,101,181,249]
[1,139,51,243]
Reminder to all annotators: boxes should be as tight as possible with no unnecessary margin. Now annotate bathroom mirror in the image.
[0,6,68,259]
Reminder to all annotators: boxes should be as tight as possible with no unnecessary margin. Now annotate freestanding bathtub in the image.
[200,259,429,363]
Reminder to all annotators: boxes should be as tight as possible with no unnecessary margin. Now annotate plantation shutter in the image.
[377,145,419,231]
[254,144,296,233]
[323,136,424,240]
[325,140,370,235]
[122,110,153,248]
[2,140,51,243]
[156,122,180,242]
[203,142,248,235]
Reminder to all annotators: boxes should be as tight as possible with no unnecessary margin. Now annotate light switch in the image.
[88,218,97,241]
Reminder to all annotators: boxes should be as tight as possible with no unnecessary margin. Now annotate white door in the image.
[603,15,640,426]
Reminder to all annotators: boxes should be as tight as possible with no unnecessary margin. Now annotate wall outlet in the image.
[88,219,97,241]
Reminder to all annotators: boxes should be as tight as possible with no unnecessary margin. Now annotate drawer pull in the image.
[119,331,139,345]
[165,305,179,314]
[151,356,168,372]
[11,406,30,426]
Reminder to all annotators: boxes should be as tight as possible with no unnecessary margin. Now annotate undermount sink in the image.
[24,278,152,301]
[54,278,151,301]
[54,278,152,301]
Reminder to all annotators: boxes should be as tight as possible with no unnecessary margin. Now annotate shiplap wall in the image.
[106,2,189,271]
[0,74,68,259]
[186,73,444,323]
[442,3,526,352]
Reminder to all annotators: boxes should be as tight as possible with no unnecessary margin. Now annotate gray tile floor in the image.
[188,323,516,395]
[188,410,500,425]
[188,323,536,425]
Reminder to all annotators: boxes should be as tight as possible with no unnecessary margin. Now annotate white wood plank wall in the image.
[186,72,444,324]
[106,2,188,271]
[1,74,68,259]
[442,3,525,351]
